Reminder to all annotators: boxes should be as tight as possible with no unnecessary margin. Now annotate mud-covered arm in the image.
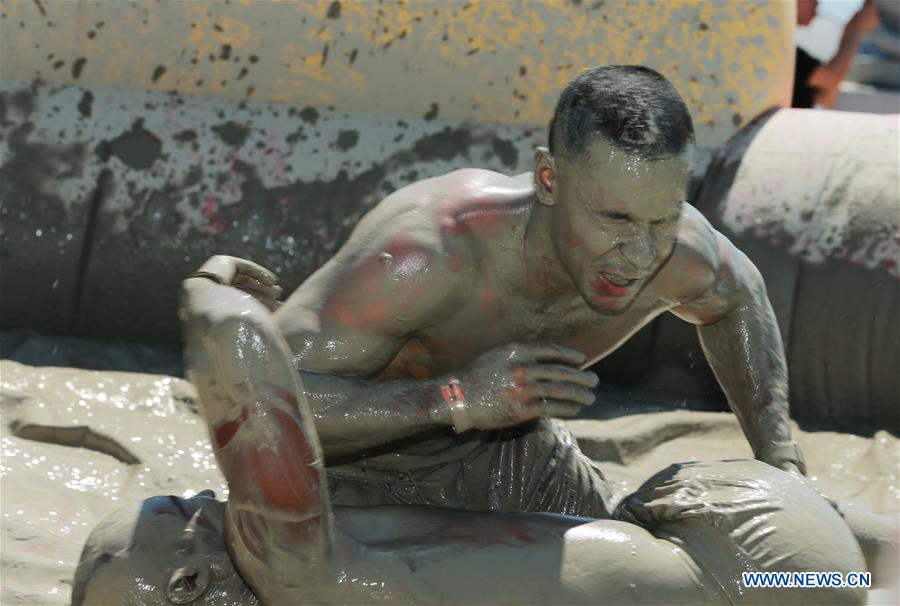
[272,229,471,461]
[667,212,804,473]
[294,370,455,461]
[180,277,337,602]
[195,238,595,461]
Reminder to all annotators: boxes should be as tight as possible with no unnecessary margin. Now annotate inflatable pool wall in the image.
[0,0,794,340]
[11,2,897,428]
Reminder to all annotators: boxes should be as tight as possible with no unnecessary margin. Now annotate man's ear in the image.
[533,147,557,207]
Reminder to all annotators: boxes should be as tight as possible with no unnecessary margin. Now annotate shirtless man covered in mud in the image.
[202,65,804,519]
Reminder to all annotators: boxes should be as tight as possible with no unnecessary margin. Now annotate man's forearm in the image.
[298,370,452,461]
[695,295,803,471]
[812,13,870,107]
[184,279,455,461]
[828,15,870,80]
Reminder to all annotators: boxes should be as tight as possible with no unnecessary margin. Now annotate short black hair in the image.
[549,65,694,160]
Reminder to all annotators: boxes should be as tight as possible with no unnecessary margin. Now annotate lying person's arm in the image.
[665,207,805,473]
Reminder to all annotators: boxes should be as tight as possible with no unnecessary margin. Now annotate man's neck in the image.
[520,195,578,306]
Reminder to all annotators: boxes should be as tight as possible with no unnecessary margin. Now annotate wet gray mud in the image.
[2,357,897,604]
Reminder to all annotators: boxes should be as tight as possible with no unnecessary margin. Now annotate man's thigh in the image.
[327,418,618,518]
[463,418,618,518]
[326,431,474,508]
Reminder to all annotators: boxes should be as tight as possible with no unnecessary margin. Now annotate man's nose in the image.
[619,231,656,270]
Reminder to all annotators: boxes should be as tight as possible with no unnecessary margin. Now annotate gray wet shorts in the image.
[327,418,618,518]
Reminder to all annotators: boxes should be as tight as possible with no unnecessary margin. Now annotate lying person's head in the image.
[534,65,694,314]
[71,491,257,605]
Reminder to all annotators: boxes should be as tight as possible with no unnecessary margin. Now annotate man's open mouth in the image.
[593,271,642,299]
[599,272,639,288]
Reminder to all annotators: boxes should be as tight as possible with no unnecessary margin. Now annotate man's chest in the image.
[382,294,663,379]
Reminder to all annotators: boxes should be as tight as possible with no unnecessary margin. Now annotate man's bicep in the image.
[275,238,467,376]
[275,298,418,378]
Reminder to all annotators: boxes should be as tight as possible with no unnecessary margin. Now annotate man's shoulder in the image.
[439,167,529,189]
[655,204,723,303]
[343,169,521,276]
[673,204,720,262]
[385,168,527,204]
[359,167,531,258]
[431,169,534,239]
[428,168,534,215]
[364,168,527,223]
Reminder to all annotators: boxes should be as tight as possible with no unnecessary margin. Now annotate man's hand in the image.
[778,461,803,478]
[190,255,283,310]
[851,0,880,35]
[756,439,807,477]
[440,342,598,433]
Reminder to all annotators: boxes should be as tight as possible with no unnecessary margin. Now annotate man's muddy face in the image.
[549,139,690,315]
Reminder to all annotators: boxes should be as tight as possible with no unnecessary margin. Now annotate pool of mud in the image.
[1,335,897,604]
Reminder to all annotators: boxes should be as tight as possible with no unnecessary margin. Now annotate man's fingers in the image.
[251,293,283,313]
[196,255,238,284]
[233,258,279,286]
[523,382,595,406]
[530,399,582,419]
[195,256,279,287]
[233,274,283,299]
[525,364,599,388]
[230,284,281,312]
[515,342,587,366]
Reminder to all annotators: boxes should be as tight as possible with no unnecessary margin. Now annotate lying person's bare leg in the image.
[180,276,335,602]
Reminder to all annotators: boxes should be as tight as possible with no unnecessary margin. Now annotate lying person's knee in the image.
[615,459,867,605]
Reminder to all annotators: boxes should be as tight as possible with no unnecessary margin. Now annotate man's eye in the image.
[652,214,680,227]
[601,212,630,221]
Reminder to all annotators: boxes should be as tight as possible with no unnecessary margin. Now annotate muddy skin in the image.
[71,279,869,604]
[269,134,802,492]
